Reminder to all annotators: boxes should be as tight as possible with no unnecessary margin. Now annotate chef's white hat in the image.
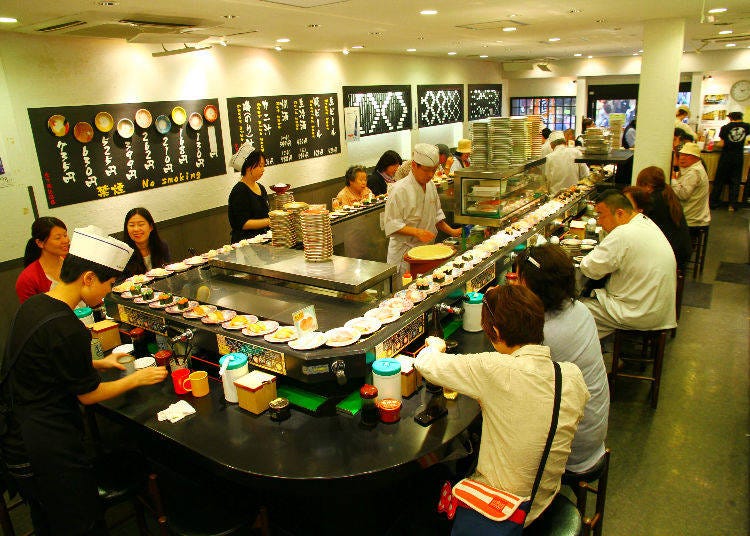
[412,143,440,167]
[229,140,256,172]
[69,226,134,272]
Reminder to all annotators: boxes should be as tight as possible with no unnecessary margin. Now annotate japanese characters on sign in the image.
[227,93,340,167]
[28,99,225,208]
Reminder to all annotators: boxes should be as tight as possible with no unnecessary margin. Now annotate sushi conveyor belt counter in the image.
[106,190,591,384]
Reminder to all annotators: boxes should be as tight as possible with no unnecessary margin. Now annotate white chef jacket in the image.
[673,161,711,227]
[384,172,445,273]
[580,213,677,331]
[415,344,589,525]
[540,139,552,158]
[674,119,696,141]
[544,145,589,194]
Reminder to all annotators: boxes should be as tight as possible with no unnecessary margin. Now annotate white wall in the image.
[0,33,500,248]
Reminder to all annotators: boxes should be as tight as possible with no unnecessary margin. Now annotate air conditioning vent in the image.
[457,20,529,31]
[36,20,87,32]
[118,18,195,30]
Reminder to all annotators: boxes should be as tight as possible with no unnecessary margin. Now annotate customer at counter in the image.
[393,143,453,181]
[517,245,609,476]
[15,217,70,304]
[575,118,595,146]
[580,190,677,338]
[710,111,750,212]
[1,226,167,535]
[367,150,403,196]
[544,131,589,194]
[672,143,712,231]
[675,105,696,140]
[634,167,693,271]
[228,149,271,243]
[416,285,589,528]
[334,165,373,207]
[623,120,636,149]
[384,143,462,274]
[450,138,472,173]
[540,128,553,157]
[122,207,171,277]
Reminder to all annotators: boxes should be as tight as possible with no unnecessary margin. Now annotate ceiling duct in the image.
[260,0,349,7]
[35,20,87,32]
[457,19,529,31]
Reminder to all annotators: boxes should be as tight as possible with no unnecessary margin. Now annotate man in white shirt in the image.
[672,142,711,228]
[384,143,462,274]
[540,127,553,157]
[580,190,677,338]
[544,131,589,194]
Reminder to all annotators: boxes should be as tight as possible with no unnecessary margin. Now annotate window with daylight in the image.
[510,97,576,131]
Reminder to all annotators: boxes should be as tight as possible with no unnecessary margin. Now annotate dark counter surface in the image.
[575,149,634,164]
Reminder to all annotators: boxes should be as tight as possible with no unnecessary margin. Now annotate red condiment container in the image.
[154,349,173,367]
[377,398,402,423]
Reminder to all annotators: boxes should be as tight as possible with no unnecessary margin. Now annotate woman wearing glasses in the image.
[516,244,609,479]
[415,285,589,529]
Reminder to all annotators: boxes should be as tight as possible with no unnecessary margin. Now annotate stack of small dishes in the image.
[560,238,582,257]
[269,210,295,247]
[271,184,294,210]
[489,117,512,167]
[526,114,544,158]
[471,121,488,169]
[510,116,529,164]
[583,128,611,155]
[300,208,333,262]
[283,201,309,246]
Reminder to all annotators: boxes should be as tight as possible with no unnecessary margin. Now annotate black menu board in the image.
[226,94,340,166]
[417,85,464,128]
[28,99,225,209]
[342,85,412,137]
[468,84,503,121]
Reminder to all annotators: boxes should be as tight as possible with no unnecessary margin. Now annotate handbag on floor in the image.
[438,360,562,535]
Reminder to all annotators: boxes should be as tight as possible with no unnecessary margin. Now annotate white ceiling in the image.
[1,0,749,62]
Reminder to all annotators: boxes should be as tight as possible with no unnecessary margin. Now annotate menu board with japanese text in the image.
[28,99,225,209]
[342,85,412,137]
[417,85,464,128]
[468,84,503,121]
[226,94,340,166]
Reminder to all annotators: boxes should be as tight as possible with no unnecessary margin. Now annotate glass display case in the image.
[453,158,547,225]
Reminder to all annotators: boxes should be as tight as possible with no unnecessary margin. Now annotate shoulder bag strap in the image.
[528,360,562,507]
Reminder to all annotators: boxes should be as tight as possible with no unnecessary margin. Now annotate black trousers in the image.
[710,153,743,207]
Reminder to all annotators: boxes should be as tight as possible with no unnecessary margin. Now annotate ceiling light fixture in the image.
[152,44,212,58]
[448,51,457,55]
[548,37,560,42]
[407,48,416,52]
[638,49,644,53]
[632,52,639,55]
[725,43,736,47]
[223,14,236,19]
[342,48,349,55]
[707,7,727,13]
[703,74,712,80]
[0,17,18,23]
[218,39,227,46]
[574,53,582,57]
[276,38,290,43]
[480,55,488,58]
[97,1,118,5]
[718,29,733,34]
[307,24,320,28]
[420,10,438,15]
[587,55,593,58]
[502,26,517,32]
[568,8,581,14]
[537,63,551,72]
[351,45,364,49]
[274,46,282,51]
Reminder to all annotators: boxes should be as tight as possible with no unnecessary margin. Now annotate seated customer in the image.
[16,217,70,303]
[672,143,711,233]
[415,285,589,527]
[580,189,677,338]
[367,150,403,196]
[393,144,452,181]
[122,207,171,277]
[635,167,693,271]
[334,165,373,208]
[517,244,609,475]
[544,131,589,194]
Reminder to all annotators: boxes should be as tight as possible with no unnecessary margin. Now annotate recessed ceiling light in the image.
[568,8,581,13]
[370,31,383,36]
[307,23,320,28]
[718,29,733,34]
[725,43,736,47]
[632,52,639,55]
[587,55,593,58]
[707,7,727,13]
[479,55,489,58]
[548,37,560,42]
[573,53,582,57]
[638,49,644,53]
[420,10,438,15]
[274,46,282,51]
[448,51,457,55]
[97,1,118,5]
[276,38,290,43]
[595,18,607,24]
[223,14,236,19]
[407,48,416,52]
[502,27,517,32]
[508,13,519,18]
[351,45,364,49]
[0,17,18,23]
[342,48,349,55]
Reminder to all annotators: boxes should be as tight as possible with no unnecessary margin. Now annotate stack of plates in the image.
[283,201,309,246]
[301,209,334,262]
[470,121,488,169]
[489,117,512,167]
[583,128,612,155]
[526,115,544,158]
[273,191,295,211]
[269,210,295,248]
[560,238,582,257]
[608,114,625,149]
[510,117,529,164]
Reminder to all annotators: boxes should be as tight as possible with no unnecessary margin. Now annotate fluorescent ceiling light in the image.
[573,53,582,57]
[502,27,517,32]
[707,7,727,13]
[274,46,282,51]
[725,43,736,47]
[420,10,438,15]
[351,45,364,49]
[448,51,456,55]
[407,48,416,52]
[548,37,560,42]
[480,55,488,58]
[276,38,290,43]
[0,17,18,23]
[718,30,733,34]
[587,55,593,58]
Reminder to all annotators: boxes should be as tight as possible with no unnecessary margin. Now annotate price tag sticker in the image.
[292,305,318,338]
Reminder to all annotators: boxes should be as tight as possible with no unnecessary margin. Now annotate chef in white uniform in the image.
[384,143,462,274]
[580,189,677,338]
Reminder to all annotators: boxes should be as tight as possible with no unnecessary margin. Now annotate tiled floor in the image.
[5,209,748,535]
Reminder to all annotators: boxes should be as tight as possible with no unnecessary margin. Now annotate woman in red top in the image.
[15,217,70,303]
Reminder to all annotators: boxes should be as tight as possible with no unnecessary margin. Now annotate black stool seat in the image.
[93,449,148,506]
[523,494,582,536]
[610,329,668,408]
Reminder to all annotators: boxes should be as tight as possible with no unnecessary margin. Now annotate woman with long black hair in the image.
[122,207,171,277]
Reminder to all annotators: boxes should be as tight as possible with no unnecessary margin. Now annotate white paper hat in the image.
[69,226,134,272]
[229,141,256,172]
[412,143,440,167]
[548,131,565,144]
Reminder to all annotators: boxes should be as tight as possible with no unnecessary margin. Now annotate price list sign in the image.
[417,84,464,128]
[28,99,225,209]
[342,85,412,137]
[468,84,503,121]
[226,94,340,166]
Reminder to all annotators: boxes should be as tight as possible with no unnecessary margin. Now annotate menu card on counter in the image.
[417,84,464,128]
[468,84,503,121]
[28,99,226,209]
[342,85,412,137]
[227,94,340,167]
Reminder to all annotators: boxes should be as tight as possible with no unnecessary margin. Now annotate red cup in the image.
[154,350,173,367]
[377,398,402,423]
[171,368,192,395]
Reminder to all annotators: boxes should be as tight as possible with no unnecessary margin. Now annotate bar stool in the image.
[609,329,668,408]
[672,269,685,339]
[523,494,582,536]
[687,226,709,278]
[563,449,611,536]
[0,492,32,536]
